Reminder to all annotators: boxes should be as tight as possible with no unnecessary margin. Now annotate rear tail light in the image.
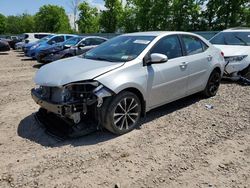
[221,51,224,57]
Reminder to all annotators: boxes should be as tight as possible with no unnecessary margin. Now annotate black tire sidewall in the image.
[204,71,221,97]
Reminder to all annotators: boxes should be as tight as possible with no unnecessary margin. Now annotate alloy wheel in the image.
[208,72,221,95]
[113,97,140,131]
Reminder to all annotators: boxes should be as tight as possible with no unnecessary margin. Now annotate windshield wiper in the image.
[85,56,116,62]
[234,35,248,46]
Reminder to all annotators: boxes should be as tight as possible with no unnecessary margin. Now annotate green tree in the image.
[77,2,100,33]
[170,0,203,31]
[204,0,249,30]
[5,14,35,34]
[34,5,71,33]
[0,13,6,34]
[129,0,171,31]
[100,0,123,32]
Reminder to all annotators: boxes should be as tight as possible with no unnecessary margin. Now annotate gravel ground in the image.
[0,51,249,188]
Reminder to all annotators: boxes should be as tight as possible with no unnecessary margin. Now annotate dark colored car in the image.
[36,36,107,63]
[1,36,22,50]
[0,40,10,52]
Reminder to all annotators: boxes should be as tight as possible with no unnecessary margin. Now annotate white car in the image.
[23,33,51,44]
[210,28,250,80]
[32,31,225,135]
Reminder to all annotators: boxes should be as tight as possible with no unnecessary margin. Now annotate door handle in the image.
[207,55,213,61]
[179,62,188,69]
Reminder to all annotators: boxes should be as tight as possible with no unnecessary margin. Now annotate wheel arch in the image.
[213,66,222,75]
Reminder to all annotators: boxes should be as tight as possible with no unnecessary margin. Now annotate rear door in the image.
[180,35,211,94]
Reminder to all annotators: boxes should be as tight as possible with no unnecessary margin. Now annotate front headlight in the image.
[225,55,248,62]
[63,81,100,100]
[31,44,40,50]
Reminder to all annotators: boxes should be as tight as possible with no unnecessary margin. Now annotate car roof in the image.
[82,36,107,39]
[123,31,201,37]
[223,28,250,32]
[24,33,51,35]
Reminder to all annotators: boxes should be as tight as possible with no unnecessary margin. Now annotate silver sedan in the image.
[32,31,225,135]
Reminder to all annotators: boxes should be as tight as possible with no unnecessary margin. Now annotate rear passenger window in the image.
[182,35,204,55]
[93,38,107,45]
[48,36,64,45]
[150,35,183,59]
[66,36,74,40]
[34,34,47,39]
[201,41,209,51]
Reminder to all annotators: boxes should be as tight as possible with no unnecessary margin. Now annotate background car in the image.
[25,34,77,59]
[36,36,107,63]
[0,35,23,50]
[15,41,25,50]
[23,33,51,44]
[210,28,250,80]
[32,31,225,136]
[23,34,55,55]
[0,40,10,52]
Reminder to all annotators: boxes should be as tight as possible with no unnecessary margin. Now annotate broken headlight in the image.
[64,81,100,102]
[225,55,248,62]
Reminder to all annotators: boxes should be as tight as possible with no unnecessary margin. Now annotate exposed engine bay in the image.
[32,81,113,137]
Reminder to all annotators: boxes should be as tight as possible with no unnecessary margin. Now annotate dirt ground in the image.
[0,50,249,188]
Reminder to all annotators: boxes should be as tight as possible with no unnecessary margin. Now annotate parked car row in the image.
[19,33,108,63]
[7,28,250,136]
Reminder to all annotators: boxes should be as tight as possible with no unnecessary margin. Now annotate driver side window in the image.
[48,36,64,45]
[79,39,92,46]
[151,35,183,59]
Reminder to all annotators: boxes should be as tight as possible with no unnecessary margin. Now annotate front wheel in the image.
[103,91,141,135]
[203,70,221,97]
[241,65,250,80]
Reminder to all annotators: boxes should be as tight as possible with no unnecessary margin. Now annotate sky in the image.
[0,0,105,16]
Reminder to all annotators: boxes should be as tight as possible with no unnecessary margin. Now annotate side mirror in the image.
[150,53,168,64]
[64,44,71,48]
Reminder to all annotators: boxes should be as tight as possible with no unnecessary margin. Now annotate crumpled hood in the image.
[34,56,124,86]
[214,45,250,57]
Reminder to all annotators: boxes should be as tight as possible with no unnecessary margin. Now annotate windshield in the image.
[64,37,82,46]
[37,35,54,43]
[210,32,250,46]
[84,35,156,62]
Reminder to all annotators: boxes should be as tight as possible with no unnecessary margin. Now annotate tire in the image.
[102,91,142,135]
[203,70,221,97]
[241,65,250,80]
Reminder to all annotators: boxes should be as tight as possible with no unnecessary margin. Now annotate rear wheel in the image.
[203,70,221,97]
[103,91,141,135]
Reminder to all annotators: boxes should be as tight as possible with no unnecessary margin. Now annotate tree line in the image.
[0,0,249,35]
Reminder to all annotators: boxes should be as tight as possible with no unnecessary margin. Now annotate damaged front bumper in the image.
[31,82,113,123]
[31,88,88,116]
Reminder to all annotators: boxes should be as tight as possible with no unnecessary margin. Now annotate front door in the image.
[147,35,189,108]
